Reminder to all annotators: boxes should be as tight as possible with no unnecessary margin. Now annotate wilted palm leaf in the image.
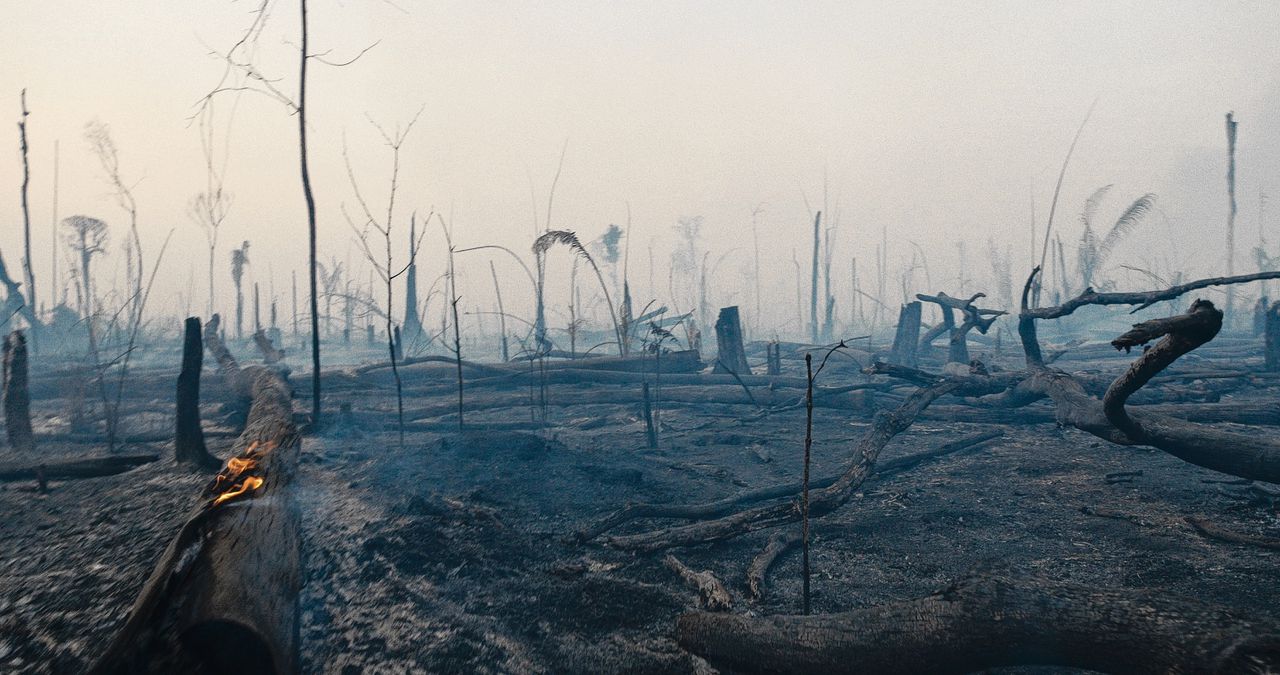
[533,230,586,257]
[1080,184,1113,231]
[1098,193,1156,263]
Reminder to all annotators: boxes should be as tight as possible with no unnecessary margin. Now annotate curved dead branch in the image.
[601,382,959,551]
[577,431,1000,543]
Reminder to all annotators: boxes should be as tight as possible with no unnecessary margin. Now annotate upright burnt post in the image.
[890,301,922,367]
[1266,301,1280,372]
[4,330,33,452]
[712,306,751,375]
[176,317,216,469]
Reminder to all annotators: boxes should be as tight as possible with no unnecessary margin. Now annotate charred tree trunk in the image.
[766,341,781,376]
[1267,300,1280,372]
[677,575,1280,674]
[3,330,33,452]
[889,301,922,367]
[93,342,299,674]
[712,306,750,375]
[175,318,216,469]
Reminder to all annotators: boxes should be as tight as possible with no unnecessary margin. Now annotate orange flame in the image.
[212,476,264,507]
[227,457,257,474]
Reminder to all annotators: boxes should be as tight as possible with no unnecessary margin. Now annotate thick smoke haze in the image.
[3,0,1279,336]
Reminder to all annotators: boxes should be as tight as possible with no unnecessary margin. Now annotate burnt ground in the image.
[2,344,1279,674]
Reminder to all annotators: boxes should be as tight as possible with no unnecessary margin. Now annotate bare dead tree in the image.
[231,241,250,339]
[343,109,426,446]
[17,90,37,348]
[196,0,378,427]
[84,120,143,331]
[4,330,33,452]
[187,100,235,319]
[1225,112,1239,325]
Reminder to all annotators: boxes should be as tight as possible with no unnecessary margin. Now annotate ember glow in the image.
[208,440,278,508]
[211,477,265,507]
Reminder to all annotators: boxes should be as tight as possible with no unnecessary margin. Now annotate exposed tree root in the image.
[677,574,1280,674]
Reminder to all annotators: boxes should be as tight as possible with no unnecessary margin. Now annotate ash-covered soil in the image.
[3,348,1278,674]
[297,362,1280,673]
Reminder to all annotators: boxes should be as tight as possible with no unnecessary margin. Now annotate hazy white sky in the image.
[3,1,1279,329]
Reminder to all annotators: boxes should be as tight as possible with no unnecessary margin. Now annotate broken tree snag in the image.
[712,306,750,375]
[1267,300,1280,372]
[0,453,157,481]
[664,555,733,611]
[175,317,217,470]
[677,574,1280,674]
[746,531,800,601]
[603,381,958,552]
[4,330,33,452]
[253,329,285,365]
[889,301,922,367]
[1103,299,1223,440]
[92,364,299,674]
[1015,268,1280,483]
[916,292,1006,364]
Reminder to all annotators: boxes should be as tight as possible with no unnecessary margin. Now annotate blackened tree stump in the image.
[3,330,33,452]
[713,306,751,375]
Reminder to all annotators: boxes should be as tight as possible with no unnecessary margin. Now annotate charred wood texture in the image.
[889,301,921,367]
[4,330,33,452]
[93,339,299,674]
[175,317,217,469]
[712,306,751,375]
[664,554,733,611]
[746,531,800,601]
[677,574,1280,674]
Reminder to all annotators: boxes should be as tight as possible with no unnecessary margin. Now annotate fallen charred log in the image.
[0,453,158,481]
[92,327,299,674]
[1015,270,1280,483]
[677,574,1280,674]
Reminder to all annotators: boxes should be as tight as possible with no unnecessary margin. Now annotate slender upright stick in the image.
[18,90,36,347]
[809,211,821,343]
[1226,112,1238,327]
[802,352,813,615]
[299,0,321,426]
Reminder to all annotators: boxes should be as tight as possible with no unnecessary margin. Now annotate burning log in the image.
[93,347,299,673]
[175,318,218,470]
[3,330,33,452]
[677,574,1280,674]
